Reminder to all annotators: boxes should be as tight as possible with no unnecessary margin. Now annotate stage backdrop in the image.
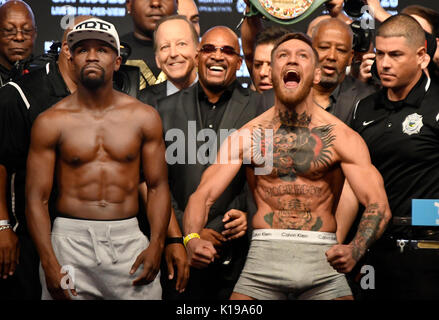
[5,0,439,84]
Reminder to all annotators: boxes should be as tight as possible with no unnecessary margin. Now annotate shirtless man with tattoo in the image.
[182,33,391,300]
[25,18,171,300]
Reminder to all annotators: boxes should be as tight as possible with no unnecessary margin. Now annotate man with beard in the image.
[311,18,375,126]
[156,26,267,299]
[183,32,391,300]
[25,18,171,300]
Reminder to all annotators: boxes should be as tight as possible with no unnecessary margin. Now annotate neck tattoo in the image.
[278,109,312,127]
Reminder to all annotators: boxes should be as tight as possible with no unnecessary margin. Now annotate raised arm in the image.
[25,112,74,299]
[327,128,391,273]
[183,129,249,268]
[240,0,264,77]
[130,107,171,285]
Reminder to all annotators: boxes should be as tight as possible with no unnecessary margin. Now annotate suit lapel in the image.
[217,85,249,131]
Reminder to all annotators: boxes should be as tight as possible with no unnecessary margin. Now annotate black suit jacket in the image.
[157,83,266,231]
[156,82,266,299]
[137,81,167,107]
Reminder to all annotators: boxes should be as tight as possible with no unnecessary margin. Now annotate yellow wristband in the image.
[184,233,200,247]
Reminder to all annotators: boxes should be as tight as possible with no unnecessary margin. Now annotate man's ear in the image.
[126,0,132,15]
[418,46,430,69]
[114,55,123,72]
[155,54,162,70]
[313,65,321,85]
[62,41,72,60]
[236,56,243,71]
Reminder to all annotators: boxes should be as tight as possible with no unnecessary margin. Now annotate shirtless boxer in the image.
[183,33,391,300]
[25,18,171,300]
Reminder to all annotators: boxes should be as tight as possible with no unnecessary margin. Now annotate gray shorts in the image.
[233,229,352,300]
[40,217,162,300]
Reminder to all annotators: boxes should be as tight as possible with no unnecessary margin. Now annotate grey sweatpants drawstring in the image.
[88,227,101,265]
[106,225,119,264]
[87,226,119,265]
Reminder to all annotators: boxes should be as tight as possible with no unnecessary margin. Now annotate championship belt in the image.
[247,0,328,25]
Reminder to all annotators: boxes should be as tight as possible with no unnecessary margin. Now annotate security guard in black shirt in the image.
[350,14,439,300]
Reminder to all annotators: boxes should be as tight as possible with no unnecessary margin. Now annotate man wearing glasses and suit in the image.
[156,26,267,299]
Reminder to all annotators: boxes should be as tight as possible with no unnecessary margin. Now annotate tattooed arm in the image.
[183,129,250,268]
[326,127,391,273]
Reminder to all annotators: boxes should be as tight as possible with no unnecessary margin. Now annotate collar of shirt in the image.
[166,73,198,96]
[378,73,430,111]
[197,80,237,105]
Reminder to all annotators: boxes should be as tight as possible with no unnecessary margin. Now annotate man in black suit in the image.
[156,26,266,299]
[138,15,199,107]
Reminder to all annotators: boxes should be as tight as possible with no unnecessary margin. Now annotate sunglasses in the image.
[199,44,240,56]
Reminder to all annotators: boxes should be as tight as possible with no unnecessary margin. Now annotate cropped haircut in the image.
[377,14,426,50]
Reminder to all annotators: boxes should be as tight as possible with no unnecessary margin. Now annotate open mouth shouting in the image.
[283,69,301,89]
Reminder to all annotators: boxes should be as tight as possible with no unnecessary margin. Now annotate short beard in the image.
[319,72,340,89]
[80,66,105,90]
[273,76,312,108]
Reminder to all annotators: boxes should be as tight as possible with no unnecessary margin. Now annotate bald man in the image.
[351,14,439,300]
[156,26,267,299]
[311,18,376,127]
[0,0,36,86]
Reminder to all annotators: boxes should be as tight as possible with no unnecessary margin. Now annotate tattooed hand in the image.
[325,243,357,273]
[326,203,387,273]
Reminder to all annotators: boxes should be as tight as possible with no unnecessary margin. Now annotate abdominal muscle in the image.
[251,177,338,233]
[55,161,140,220]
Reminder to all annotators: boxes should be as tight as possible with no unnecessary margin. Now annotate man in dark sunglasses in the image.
[0,0,36,87]
[155,26,269,299]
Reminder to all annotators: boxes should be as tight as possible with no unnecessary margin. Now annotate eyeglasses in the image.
[0,27,36,39]
[199,44,240,56]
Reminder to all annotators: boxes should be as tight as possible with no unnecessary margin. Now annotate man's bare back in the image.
[40,92,156,220]
[246,106,350,233]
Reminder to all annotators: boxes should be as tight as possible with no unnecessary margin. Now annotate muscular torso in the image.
[246,107,345,233]
[51,93,146,220]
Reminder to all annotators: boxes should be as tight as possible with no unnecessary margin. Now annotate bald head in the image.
[306,15,331,37]
[202,26,240,51]
[197,26,242,93]
[377,14,426,49]
[312,18,353,49]
[0,0,35,24]
[0,0,36,68]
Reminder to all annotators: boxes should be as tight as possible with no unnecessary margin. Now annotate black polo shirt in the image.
[0,61,69,233]
[352,74,439,235]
